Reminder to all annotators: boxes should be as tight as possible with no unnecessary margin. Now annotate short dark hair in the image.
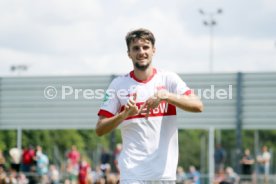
[125,28,155,51]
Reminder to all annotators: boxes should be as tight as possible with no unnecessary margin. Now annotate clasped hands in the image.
[122,89,170,119]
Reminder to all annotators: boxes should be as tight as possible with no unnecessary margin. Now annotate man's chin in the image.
[135,63,150,71]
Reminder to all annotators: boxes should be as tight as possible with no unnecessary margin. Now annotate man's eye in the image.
[143,46,149,50]
[133,47,139,51]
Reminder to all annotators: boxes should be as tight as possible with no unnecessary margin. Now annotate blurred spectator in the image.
[48,164,60,184]
[36,146,49,184]
[67,145,80,167]
[17,172,29,184]
[66,145,80,184]
[176,166,187,184]
[28,165,40,184]
[95,176,105,184]
[257,145,271,184]
[106,173,118,184]
[0,150,6,171]
[66,161,78,184]
[91,165,104,184]
[187,165,200,184]
[103,163,112,179]
[21,145,35,172]
[240,148,254,183]
[5,169,17,184]
[100,147,111,168]
[64,178,71,184]
[214,168,225,184]
[100,147,112,180]
[9,147,22,173]
[78,158,91,184]
[0,166,7,183]
[214,144,226,173]
[224,167,239,184]
[113,143,122,174]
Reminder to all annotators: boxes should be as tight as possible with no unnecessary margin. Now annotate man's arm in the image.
[144,90,203,114]
[96,113,127,136]
[165,92,203,112]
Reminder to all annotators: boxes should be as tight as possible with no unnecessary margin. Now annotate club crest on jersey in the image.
[103,93,110,102]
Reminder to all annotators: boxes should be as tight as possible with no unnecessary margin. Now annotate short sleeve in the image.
[167,72,191,95]
[97,78,121,118]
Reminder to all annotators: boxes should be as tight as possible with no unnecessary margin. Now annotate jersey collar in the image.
[130,68,157,83]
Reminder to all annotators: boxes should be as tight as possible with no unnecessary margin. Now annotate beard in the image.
[134,62,150,71]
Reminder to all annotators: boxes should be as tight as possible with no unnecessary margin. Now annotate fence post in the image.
[235,72,243,173]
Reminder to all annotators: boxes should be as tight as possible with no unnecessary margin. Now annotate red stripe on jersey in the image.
[184,89,192,96]
[120,101,176,120]
[130,68,157,83]
[98,109,114,118]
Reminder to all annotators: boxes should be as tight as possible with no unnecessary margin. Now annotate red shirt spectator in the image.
[67,145,80,166]
[22,147,35,165]
[21,146,35,172]
[78,159,90,184]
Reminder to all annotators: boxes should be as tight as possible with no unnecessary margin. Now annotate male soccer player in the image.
[96,28,203,184]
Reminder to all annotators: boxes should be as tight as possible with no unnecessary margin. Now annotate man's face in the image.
[128,38,155,71]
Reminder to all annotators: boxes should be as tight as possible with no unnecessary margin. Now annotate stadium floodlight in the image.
[199,8,223,73]
[10,64,29,75]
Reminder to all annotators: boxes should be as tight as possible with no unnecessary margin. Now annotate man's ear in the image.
[127,50,131,58]
[153,47,156,54]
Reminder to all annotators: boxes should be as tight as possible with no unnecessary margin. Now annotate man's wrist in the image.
[118,111,128,120]
[157,89,170,101]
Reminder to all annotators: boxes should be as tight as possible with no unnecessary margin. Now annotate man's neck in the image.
[133,66,154,81]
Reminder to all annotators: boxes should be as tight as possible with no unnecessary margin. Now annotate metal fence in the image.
[1,72,276,130]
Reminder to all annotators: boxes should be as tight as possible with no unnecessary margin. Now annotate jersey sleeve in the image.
[97,78,121,118]
[167,72,192,95]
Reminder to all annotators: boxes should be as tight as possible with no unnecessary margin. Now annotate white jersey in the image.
[98,68,191,181]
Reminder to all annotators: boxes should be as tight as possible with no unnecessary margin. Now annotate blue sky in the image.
[0,0,276,76]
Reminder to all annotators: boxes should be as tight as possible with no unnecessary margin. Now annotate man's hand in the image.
[140,89,169,118]
[121,93,140,118]
[96,93,142,136]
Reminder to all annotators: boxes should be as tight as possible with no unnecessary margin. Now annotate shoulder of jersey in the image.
[155,68,177,77]
[110,73,131,86]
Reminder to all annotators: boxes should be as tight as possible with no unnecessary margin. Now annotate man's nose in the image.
[138,47,145,54]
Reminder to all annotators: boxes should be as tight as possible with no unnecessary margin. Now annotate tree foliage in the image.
[0,129,276,173]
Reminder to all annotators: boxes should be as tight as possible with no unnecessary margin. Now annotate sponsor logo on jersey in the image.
[120,101,176,120]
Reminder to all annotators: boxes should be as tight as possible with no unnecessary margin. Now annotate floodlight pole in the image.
[209,18,214,73]
[10,64,29,150]
[199,9,222,183]
[17,127,22,150]
[199,9,222,73]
